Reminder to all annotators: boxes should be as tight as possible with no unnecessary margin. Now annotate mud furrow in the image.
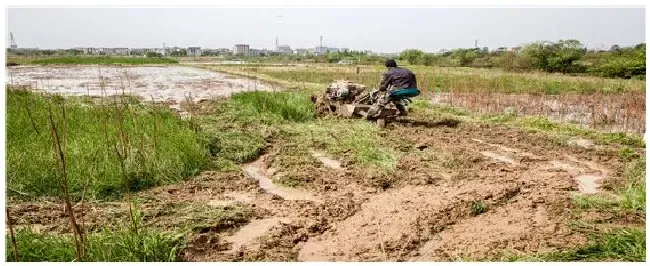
[297,178,521,261]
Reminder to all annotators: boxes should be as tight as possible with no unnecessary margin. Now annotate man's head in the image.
[385,59,397,68]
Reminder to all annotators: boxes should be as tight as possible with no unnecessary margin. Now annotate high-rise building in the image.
[187,47,202,57]
[233,44,250,56]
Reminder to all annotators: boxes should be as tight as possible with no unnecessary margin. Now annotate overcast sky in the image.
[6,7,646,52]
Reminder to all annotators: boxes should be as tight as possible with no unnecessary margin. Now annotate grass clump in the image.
[471,201,488,216]
[6,227,181,262]
[29,56,178,65]
[196,90,315,168]
[6,89,209,200]
[228,91,315,124]
[515,227,646,262]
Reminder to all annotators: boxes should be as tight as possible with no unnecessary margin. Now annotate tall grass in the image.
[228,91,315,124]
[27,56,178,65]
[6,89,209,200]
[196,90,315,169]
[6,225,181,262]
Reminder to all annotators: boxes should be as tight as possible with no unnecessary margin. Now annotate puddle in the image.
[223,218,290,252]
[242,156,321,202]
[480,151,518,165]
[576,175,603,194]
[310,150,343,170]
[567,138,595,149]
[547,160,605,194]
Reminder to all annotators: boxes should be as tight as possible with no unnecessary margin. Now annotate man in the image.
[377,59,418,115]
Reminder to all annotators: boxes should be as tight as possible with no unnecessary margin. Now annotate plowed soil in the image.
[7,113,634,261]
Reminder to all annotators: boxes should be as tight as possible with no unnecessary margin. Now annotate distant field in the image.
[7,56,178,65]
[210,64,645,94]
[207,64,645,133]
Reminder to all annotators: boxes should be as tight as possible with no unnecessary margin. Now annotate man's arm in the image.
[378,71,391,91]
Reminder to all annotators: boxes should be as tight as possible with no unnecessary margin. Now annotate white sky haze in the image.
[6,7,646,52]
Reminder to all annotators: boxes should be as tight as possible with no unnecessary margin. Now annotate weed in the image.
[471,201,488,216]
[229,91,315,124]
[6,89,209,200]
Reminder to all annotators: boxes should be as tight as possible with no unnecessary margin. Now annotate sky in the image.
[6,7,646,52]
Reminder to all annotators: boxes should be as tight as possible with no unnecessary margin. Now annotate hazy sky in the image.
[6,7,646,52]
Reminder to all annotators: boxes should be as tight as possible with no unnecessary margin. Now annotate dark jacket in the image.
[379,67,417,91]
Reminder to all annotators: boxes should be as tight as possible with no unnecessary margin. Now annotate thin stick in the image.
[6,208,20,261]
[47,100,85,261]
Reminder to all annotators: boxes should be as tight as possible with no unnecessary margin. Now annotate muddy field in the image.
[6,65,275,109]
[7,111,639,261]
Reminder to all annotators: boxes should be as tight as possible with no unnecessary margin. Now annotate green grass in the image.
[513,227,646,262]
[196,90,315,170]
[6,227,182,262]
[228,91,315,124]
[26,56,178,65]
[6,89,209,200]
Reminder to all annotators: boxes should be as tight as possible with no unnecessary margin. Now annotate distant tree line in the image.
[399,40,646,79]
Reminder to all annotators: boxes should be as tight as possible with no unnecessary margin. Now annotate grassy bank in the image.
[9,56,178,65]
[6,89,209,200]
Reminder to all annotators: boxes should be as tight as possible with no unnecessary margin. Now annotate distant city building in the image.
[130,48,152,56]
[10,32,18,49]
[294,49,310,56]
[187,47,202,57]
[250,49,264,57]
[276,45,293,55]
[233,44,250,56]
[314,46,328,55]
[110,48,129,56]
[216,48,232,56]
[314,46,340,55]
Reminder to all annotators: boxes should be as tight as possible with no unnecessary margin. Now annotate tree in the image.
[522,40,586,73]
[419,53,439,66]
[146,51,163,58]
[400,49,424,65]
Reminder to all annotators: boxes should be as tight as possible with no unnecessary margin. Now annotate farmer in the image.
[377,59,419,116]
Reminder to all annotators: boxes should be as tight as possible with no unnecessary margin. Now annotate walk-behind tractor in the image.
[310,80,420,127]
